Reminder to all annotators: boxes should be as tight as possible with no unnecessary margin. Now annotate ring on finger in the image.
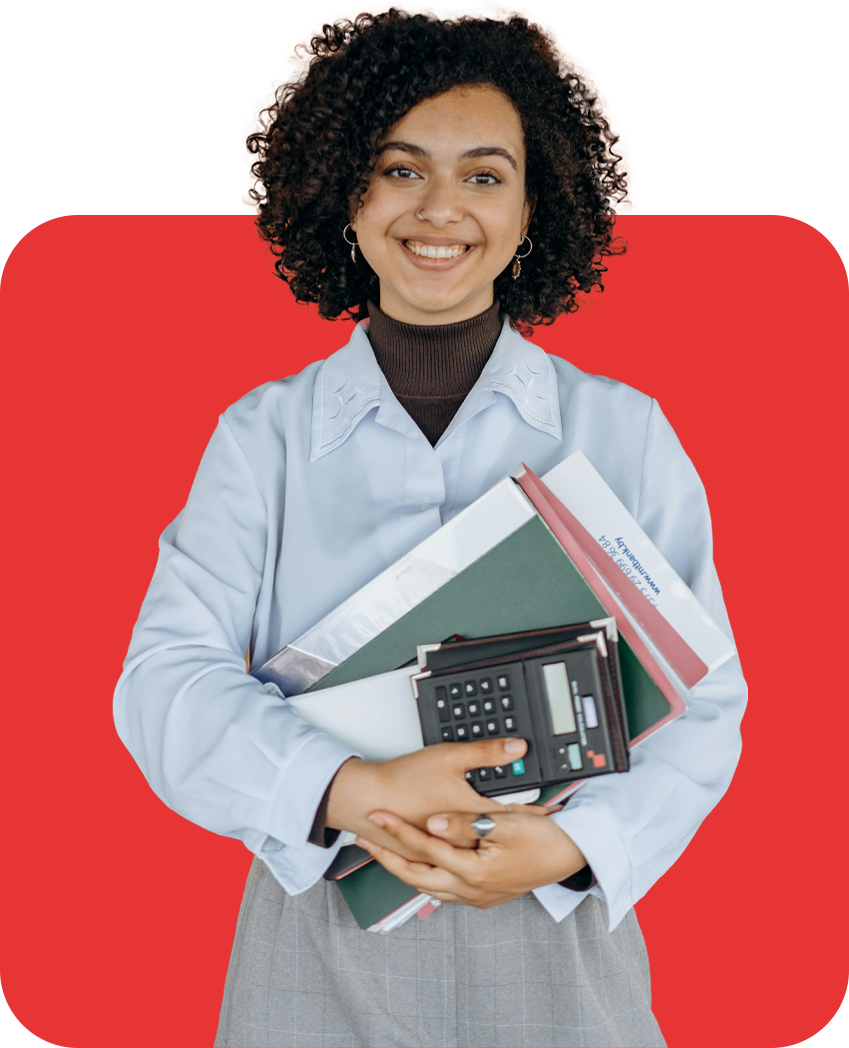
[470,814,498,839]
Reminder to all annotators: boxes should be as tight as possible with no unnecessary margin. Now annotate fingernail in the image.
[428,816,448,832]
[368,814,386,827]
[505,739,525,755]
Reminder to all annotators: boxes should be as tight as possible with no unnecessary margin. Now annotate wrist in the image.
[325,757,378,832]
[550,827,587,884]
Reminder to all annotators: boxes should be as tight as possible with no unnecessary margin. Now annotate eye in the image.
[383,165,422,180]
[466,171,502,186]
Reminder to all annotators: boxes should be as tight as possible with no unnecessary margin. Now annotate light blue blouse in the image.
[113,316,747,932]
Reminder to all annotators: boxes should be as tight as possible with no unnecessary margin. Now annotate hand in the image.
[325,737,529,859]
[355,807,587,908]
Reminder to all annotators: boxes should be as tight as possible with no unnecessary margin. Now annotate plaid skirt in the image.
[214,856,666,1048]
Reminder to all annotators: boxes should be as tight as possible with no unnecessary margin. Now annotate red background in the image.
[1,215,847,1047]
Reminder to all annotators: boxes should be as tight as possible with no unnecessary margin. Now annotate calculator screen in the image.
[542,661,577,735]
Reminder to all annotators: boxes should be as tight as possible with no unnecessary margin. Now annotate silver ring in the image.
[417,208,426,221]
[470,814,497,839]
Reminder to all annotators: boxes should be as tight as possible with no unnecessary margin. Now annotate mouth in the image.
[402,239,472,260]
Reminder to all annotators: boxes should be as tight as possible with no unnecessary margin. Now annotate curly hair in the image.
[247,8,627,329]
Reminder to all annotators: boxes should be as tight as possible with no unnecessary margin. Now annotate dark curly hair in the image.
[247,8,627,329]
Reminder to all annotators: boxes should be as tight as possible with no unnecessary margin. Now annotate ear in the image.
[522,194,537,237]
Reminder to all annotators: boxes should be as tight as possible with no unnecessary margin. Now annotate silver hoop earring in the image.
[417,208,426,222]
[512,234,533,280]
[342,223,358,262]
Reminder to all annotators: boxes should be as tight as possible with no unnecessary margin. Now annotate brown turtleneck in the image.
[365,298,503,445]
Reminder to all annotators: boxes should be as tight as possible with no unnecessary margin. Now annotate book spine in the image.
[518,465,709,689]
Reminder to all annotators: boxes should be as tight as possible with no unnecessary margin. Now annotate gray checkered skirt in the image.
[214,856,665,1048]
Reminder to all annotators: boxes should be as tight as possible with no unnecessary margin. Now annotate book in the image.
[254,452,735,931]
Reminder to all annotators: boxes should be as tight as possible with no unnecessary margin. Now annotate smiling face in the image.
[350,84,533,325]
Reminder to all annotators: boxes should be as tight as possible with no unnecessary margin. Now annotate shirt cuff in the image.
[267,731,361,850]
[537,798,634,931]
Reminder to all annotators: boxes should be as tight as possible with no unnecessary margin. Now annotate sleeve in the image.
[112,413,359,893]
[533,398,748,931]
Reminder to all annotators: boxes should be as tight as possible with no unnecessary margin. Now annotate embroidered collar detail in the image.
[309,317,562,461]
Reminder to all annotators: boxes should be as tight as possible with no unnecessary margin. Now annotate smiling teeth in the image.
[404,241,469,258]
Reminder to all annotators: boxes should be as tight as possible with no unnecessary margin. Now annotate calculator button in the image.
[493,765,507,779]
[504,716,516,731]
[499,695,513,711]
[440,726,454,742]
[470,722,483,737]
[497,674,511,690]
[511,758,526,776]
[486,720,500,735]
[464,680,478,696]
[467,701,480,717]
[553,744,569,771]
[479,678,492,694]
[452,703,465,719]
[456,725,469,740]
[483,699,495,714]
[465,771,474,783]
[449,683,463,699]
[435,687,449,722]
[478,767,491,782]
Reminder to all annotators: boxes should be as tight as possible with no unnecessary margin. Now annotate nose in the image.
[417,176,464,229]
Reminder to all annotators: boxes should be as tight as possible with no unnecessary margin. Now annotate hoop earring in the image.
[512,234,533,280]
[342,223,358,262]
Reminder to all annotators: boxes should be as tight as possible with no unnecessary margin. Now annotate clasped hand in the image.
[326,738,587,909]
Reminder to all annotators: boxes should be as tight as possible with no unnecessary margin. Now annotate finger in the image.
[460,735,528,772]
[355,834,461,894]
[425,810,517,845]
[366,811,479,876]
[427,803,563,845]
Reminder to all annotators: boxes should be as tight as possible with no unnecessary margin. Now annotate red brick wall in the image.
[114,0,746,214]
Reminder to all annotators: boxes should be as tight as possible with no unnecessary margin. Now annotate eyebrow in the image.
[378,140,518,171]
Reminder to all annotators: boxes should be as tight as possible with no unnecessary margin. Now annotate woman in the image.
[113,10,747,1048]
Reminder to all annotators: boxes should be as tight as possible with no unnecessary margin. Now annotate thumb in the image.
[451,736,528,772]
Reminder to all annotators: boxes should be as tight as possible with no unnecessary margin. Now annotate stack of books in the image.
[254,451,735,931]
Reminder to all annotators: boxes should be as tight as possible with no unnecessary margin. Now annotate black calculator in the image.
[411,623,629,798]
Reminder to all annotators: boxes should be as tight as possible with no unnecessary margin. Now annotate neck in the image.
[365,299,502,446]
[366,299,503,396]
[376,287,496,327]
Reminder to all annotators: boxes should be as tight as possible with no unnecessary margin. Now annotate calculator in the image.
[411,624,629,798]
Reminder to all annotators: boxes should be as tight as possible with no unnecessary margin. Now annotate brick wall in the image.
[110,0,742,214]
